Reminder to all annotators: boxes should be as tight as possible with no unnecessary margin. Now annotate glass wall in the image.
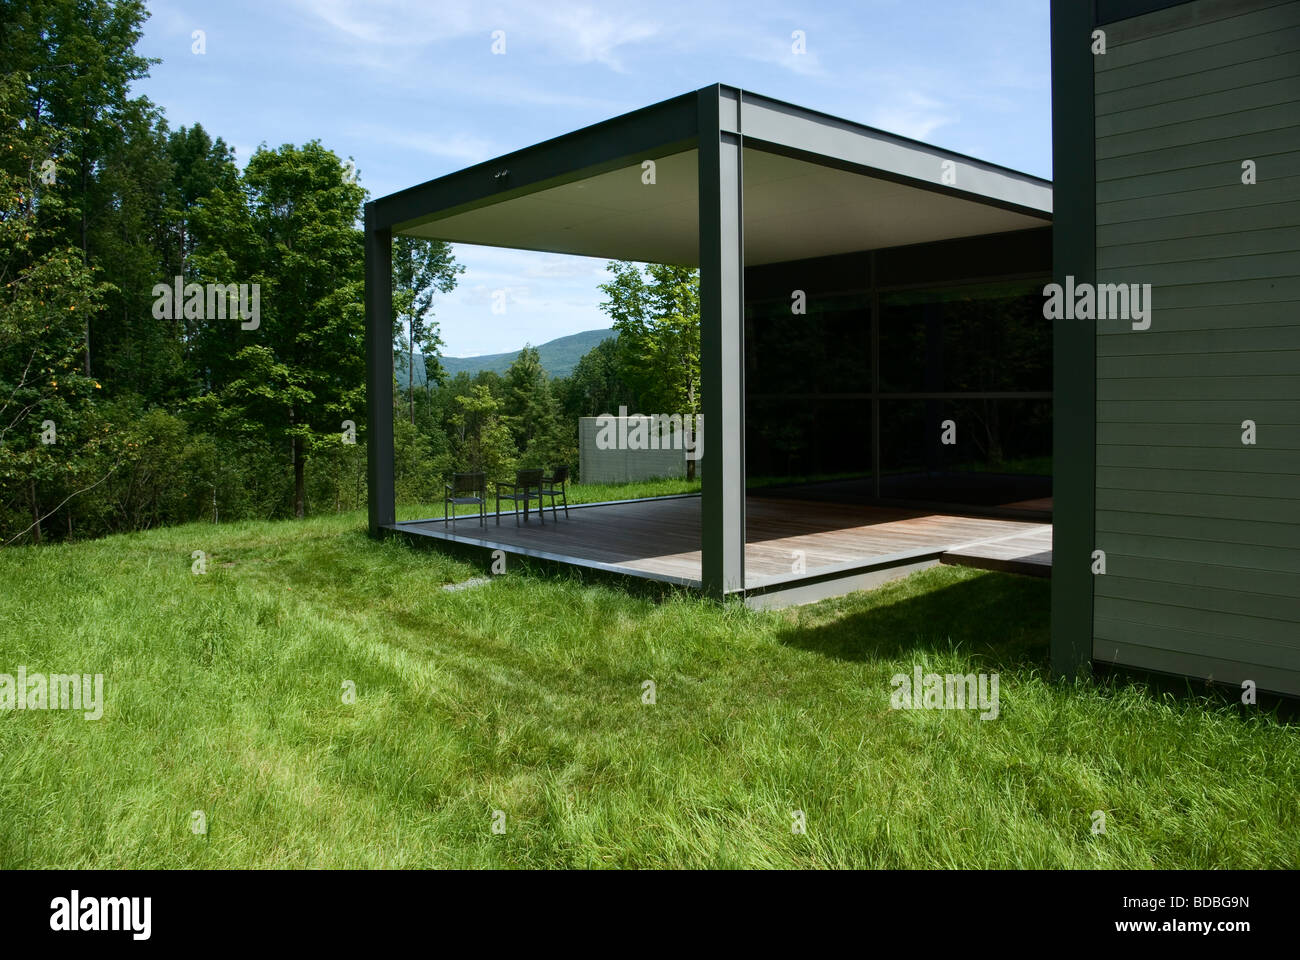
[744,227,1052,516]
[746,289,872,485]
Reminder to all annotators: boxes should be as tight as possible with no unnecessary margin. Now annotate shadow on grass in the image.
[387,526,695,606]
[775,567,1299,722]
[1091,663,1300,723]
[776,570,1051,672]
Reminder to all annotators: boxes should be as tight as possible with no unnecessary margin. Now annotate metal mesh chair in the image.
[493,469,545,525]
[444,472,487,528]
[541,465,570,521]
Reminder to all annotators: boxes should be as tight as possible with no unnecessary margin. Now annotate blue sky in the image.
[134,0,1052,358]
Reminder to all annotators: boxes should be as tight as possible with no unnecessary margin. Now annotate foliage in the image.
[0,72,115,544]
[599,260,700,416]
[190,140,366,518]
[393,235,462,422]
[449,384,517,479]
[0,1,702,542]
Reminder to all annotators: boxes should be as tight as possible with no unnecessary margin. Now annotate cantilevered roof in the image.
[368,85,1052,267]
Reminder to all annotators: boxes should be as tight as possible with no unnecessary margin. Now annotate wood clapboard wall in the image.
[1092,0,1300,694]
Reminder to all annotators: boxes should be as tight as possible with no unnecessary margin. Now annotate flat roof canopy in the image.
[371,85,1052,267]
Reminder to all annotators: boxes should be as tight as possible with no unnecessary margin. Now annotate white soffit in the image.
[399,146,1051,266]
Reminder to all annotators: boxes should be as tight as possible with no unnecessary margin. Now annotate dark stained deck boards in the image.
[395,496,1053,590]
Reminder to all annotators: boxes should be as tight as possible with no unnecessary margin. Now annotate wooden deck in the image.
[392,495,1052,598]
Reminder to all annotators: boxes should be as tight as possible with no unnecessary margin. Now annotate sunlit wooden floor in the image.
[394,495,1052,590]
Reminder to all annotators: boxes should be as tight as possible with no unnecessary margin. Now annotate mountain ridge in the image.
[397,327,614,386]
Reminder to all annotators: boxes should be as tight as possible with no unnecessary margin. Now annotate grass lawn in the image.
[1,496,1296,868]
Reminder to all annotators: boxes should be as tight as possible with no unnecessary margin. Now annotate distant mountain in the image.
[397,328,614,387]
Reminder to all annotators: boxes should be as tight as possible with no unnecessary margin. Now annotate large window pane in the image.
[878,281,1050,394]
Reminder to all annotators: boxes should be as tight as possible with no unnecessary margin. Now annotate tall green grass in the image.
[0,507,1295,868]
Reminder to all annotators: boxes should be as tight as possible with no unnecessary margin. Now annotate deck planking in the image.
[396,496,1053,588]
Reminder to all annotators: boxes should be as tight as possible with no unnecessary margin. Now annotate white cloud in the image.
[289,0,664,70]
[746,31,826,77]
[352,125,496,164]
[862,89,956,142]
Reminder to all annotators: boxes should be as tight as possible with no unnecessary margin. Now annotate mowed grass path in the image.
[1,505,1297,868]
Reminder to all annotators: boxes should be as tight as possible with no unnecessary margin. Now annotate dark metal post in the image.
[365,205,395,536]
[1049,0,1097,677]
[698,85,746,597]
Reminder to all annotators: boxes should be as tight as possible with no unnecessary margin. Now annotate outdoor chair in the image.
[444,472,487,528]
[541,465,570,521]
[494,469,545,525]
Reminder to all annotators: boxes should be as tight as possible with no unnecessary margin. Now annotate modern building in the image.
[1051,0,1300,695]
[366,0,1298,695]
[366,84,1056,608]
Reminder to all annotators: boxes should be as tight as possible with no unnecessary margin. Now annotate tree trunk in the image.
[293,435,306,518]
[686,375,697,482]
[29,479,41,545]
[81,127,91,376]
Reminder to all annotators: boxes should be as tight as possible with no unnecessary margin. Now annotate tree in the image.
[2,0,156,375]
[599,261,701,477]
[599,261,700,414]
[164,123,239,281]
[192,141,366,518]
[450,385,516,478]
[501,346,571,470]
[83,101,177,402]
[392,236,461,423]
[559,335,631,418]
[0,73,115,544]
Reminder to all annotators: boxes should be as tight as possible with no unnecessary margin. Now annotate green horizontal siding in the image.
[1097,198,1300,244]
[1096,444,1298,472]
[1097,102,1300,157]
[1094,624,1298,675]
[1099,347,1300,377]
[1098,224,1300,268]
[1120,277,1300,308]
[1090,553,1300,598]
[1097,466,1297,499]
[1092,638,1300,694]
[1102,572,1300,616]
[1097,125,1300,181]
[1097,596,1298,646]
[1094,25,1300,94]
[1097,487,1300,524]
[1097,398,1300,420]
[1093,0,1300,696]
[1097,511,1300,550]
[1099,156,1300,205]
[1096,46,1300,111]
[1097,375,1300,400]
[1096,530,1300,573]
[1098,0,1300,69]
[1095,301,1299,333]
[1098,422,1300,447]
[1098,75,1300,137]
[1098,175,1300,223]
[1097,325,1300,352]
